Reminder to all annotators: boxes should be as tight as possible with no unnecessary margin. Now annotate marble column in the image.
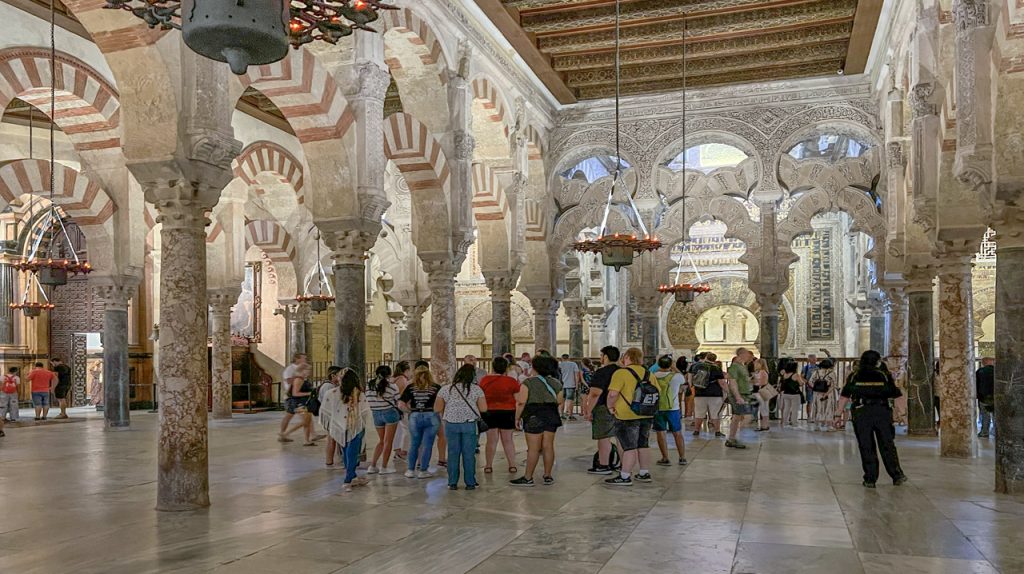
[529,297,559,354]
[995,226,1024,493]
[208,288,239,420]
[906,272,937,436]
[94,276,139,429]
[936,254,977,458]
[565,304,585,358]
[155,200,214,510]
[425,262,458,383]
[886,287,910,384]
[756,294,781,359]
[870,311,887,354]
[325,229,376,378]
[287,303,309,363]
[303,320,314,357]
[484,274,514,357]
[587,312,608,356]
[401,304,427,361]
[636,296,660,366]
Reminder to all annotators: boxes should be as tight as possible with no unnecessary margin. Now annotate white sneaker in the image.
[379,466,397,475]
[366,466,380,474]
[404,470,416,478]
[417,470,435,479]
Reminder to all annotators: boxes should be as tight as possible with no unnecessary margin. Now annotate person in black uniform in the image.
[835,350,908,488]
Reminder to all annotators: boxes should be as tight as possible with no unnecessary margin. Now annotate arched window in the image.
[560,155,630,183]
[788,135,867,161]
[665,143,747,174]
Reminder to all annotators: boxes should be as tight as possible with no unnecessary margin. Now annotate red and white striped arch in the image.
[471,77,510,132]
[384,113,450,194]
[0,48,120,153]
[233,141,305,205]
[471,162,509,222]
[241,48,354,144]
[0,158,116,238]
[524,124,545,161]
[245,219,297,264]
[380,7,447,69]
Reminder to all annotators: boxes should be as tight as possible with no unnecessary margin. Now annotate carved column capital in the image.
[905,264,939,293]
[952,0,994,33]
[423,259,460,293]
[288,302,313,323]
[909,83,939,119]
[527,296,561,318]
[886,141,906,169]
[564,302,586,324]
[993,207,1024,250]
[452,130,476,161]
[322,228,377,267]
[94,275,141,312]
[208,287,241,315]
[352,62,392,102]
[483,272,516,302]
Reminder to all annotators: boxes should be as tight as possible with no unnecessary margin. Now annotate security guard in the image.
[835,350,908,488]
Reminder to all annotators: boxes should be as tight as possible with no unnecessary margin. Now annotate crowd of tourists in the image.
[275,345,925,491]
[0,358,75,437]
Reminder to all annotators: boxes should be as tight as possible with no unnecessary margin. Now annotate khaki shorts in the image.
[694,396,724,420]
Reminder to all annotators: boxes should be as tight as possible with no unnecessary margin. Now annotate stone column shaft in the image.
[995,238,1024,493]
[401,304,427,361]
[887,289,909,383]
[208,288,238,420]
[530,297,559,354]
[426,263,458,383]
[287,305,309,362]
[756,294,781,359]
[95,277,138,429]
[870,314,887,354]
[485,274,515,358]
[907,278,937,436]
[937,257,976,458]
[333,263,365,375]
[155,202,213,510]
[566,307,585,359]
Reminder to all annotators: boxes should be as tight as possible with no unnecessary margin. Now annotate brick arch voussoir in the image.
[234,141,306,205]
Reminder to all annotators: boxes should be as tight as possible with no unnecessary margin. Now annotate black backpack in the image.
[690,363,712,389]
[811,371,833,393]
[625,368,660,417]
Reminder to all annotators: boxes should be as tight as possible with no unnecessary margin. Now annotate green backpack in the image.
[654,373,675,411]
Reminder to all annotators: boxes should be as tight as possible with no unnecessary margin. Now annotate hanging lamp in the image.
[296,227,334,313]
[10,274,55,318]
[573,0,661,271]
[657,17,710,305]
[105,0,397,75]
[13,0,92,287]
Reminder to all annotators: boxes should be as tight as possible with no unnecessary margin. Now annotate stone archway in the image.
[666,276,788,351]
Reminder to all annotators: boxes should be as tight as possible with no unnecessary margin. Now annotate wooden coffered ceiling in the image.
[477,0,883,103]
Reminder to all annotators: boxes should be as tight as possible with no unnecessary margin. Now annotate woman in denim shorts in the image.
[366,365,401,474]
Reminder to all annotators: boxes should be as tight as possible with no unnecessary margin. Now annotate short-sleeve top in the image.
[479,374,520,410]
[366,381,400,411]
[522,376,562,405]
[437,384,486,423]
[399,383,441,412]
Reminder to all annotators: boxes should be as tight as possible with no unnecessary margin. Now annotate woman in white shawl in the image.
[320,368,375,491]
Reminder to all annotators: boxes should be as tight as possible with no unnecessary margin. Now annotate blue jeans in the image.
[444,421,479,487]
[343,431,364,484]
[408,412,440,472]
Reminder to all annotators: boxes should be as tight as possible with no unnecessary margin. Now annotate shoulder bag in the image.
[452,384,488,434]
[757,382,779,402]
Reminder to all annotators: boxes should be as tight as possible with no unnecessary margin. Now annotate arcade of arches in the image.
[3,1,1024,572]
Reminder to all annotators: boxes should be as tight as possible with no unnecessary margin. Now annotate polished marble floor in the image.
[1,410,1021,574]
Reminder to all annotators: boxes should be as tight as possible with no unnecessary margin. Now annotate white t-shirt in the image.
[559,360,581,389]
[282,364,298,383]
[662,373,686,411]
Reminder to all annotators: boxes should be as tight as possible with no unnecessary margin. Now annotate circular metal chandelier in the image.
[658,281,710,304]
[572,0,662,271]
[297,228,334,313]
[105,0,397,74]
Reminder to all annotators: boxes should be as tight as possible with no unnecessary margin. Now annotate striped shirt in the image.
[366,381,400,411]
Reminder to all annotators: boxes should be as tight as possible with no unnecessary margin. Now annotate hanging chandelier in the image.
[656,16,707,305]
[10,275,55,318]
[573,0,661,271]
[296,227,334,313]
[104,0,397,75]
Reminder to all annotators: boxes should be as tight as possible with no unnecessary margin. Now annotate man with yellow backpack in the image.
[652,355,689,466]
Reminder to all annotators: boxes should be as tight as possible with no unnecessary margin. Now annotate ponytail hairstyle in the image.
[452,363,477,394]
[374,364,392,397]
[340,369,361,404]
[395,361,410,379]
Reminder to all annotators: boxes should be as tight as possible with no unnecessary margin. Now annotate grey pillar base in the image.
[103,308,130,428]
[907,290,937,436]
[334,262,366,377]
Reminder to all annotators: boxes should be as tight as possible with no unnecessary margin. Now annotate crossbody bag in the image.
[452,384,488,434]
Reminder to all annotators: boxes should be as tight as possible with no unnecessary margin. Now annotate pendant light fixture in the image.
[573,0,661,271]
[13,0,92,289]
[296,227,334,313]
[656,16,710,305]
[105,0,397,75]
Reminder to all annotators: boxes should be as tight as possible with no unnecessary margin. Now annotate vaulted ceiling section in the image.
[477,0,883,103]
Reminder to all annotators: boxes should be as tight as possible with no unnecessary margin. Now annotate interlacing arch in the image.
[383,113,450,192]
[471,162,508,221]
[233,141,306,205]
[0,48,121,153]
[0,159,116,268]
[240,48,354,144]
[245,219,297,264]
[379,7,447,69]
[471,77,511,134]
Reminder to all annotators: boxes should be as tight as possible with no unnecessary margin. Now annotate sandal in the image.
[438,460,448,468]
[484,467,493,474]
[508,466,517,474]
